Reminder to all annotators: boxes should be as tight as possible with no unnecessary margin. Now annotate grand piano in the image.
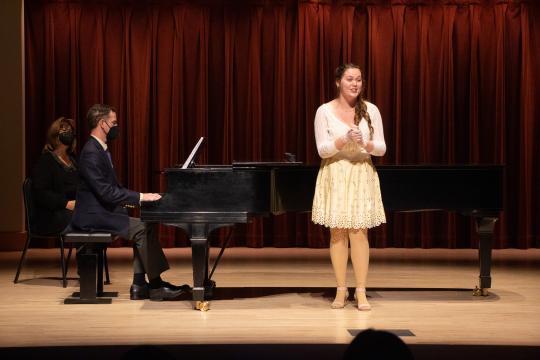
[141,140,503,310]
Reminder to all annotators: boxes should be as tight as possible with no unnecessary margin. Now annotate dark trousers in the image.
[129,217,169,280]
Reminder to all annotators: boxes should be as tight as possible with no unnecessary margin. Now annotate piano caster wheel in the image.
[195,301,209,311]
[473,286,489,297]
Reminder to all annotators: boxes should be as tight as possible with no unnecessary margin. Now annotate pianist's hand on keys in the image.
[142,193,162,202]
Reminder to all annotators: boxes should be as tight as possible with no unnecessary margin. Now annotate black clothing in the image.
[71,137,169,279]
[31,151,78,235]
[71,137,139,237]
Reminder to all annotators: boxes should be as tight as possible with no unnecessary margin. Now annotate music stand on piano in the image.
[181,137,204,169]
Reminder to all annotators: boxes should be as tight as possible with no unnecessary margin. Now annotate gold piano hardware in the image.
[473,286,489,296]
[195,301,209,311]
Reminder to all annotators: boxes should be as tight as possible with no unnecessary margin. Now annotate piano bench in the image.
[62,233,117,304]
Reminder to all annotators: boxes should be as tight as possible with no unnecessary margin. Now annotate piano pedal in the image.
[195,301,210,311]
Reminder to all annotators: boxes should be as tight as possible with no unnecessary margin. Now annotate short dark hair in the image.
[87,104,116,129]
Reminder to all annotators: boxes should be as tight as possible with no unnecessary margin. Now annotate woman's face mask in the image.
[59,131,74,146]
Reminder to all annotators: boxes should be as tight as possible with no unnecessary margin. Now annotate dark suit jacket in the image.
[32,151,78,235]
[71,136,140,238]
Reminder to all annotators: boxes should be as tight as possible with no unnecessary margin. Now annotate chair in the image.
[13,178,110,287]
[14,178,72,287]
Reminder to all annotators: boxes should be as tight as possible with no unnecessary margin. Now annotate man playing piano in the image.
[71,104,187,301]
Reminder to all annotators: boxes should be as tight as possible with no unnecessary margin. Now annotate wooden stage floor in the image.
[1,247,539,359]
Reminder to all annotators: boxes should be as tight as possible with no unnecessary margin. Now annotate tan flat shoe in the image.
[354,288,372,311]
[331,287,349,309]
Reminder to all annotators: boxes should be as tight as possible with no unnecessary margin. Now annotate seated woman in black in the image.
[32,117,78,235]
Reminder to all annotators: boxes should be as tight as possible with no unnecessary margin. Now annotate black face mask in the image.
[59,131,74,146]
[106,125,120,141]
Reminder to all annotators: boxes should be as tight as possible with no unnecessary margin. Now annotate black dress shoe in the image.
[159,281,192,292]
[149,285,184,301]
[130,283,149,300]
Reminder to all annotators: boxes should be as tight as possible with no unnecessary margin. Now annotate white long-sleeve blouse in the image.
[314,101,386,161]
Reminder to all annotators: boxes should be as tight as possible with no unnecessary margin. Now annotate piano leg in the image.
[474,217,498,296]
[173,222,235,311]
[190,224,210,310]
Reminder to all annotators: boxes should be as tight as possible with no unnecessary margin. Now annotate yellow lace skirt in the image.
[311,157,386,229]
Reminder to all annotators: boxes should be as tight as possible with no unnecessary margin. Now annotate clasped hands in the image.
[345,126,365,147]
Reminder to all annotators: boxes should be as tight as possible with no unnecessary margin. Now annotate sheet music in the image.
[181,137,205,169]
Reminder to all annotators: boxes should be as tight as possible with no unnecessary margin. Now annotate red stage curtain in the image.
[25,0,539,248]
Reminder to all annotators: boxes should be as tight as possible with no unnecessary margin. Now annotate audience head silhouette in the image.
[344,329,414,359]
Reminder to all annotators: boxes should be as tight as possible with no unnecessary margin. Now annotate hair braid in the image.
[355,95,374,140]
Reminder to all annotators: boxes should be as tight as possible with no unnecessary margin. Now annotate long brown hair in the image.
[335,63,374,140]
[43,117,77,154]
